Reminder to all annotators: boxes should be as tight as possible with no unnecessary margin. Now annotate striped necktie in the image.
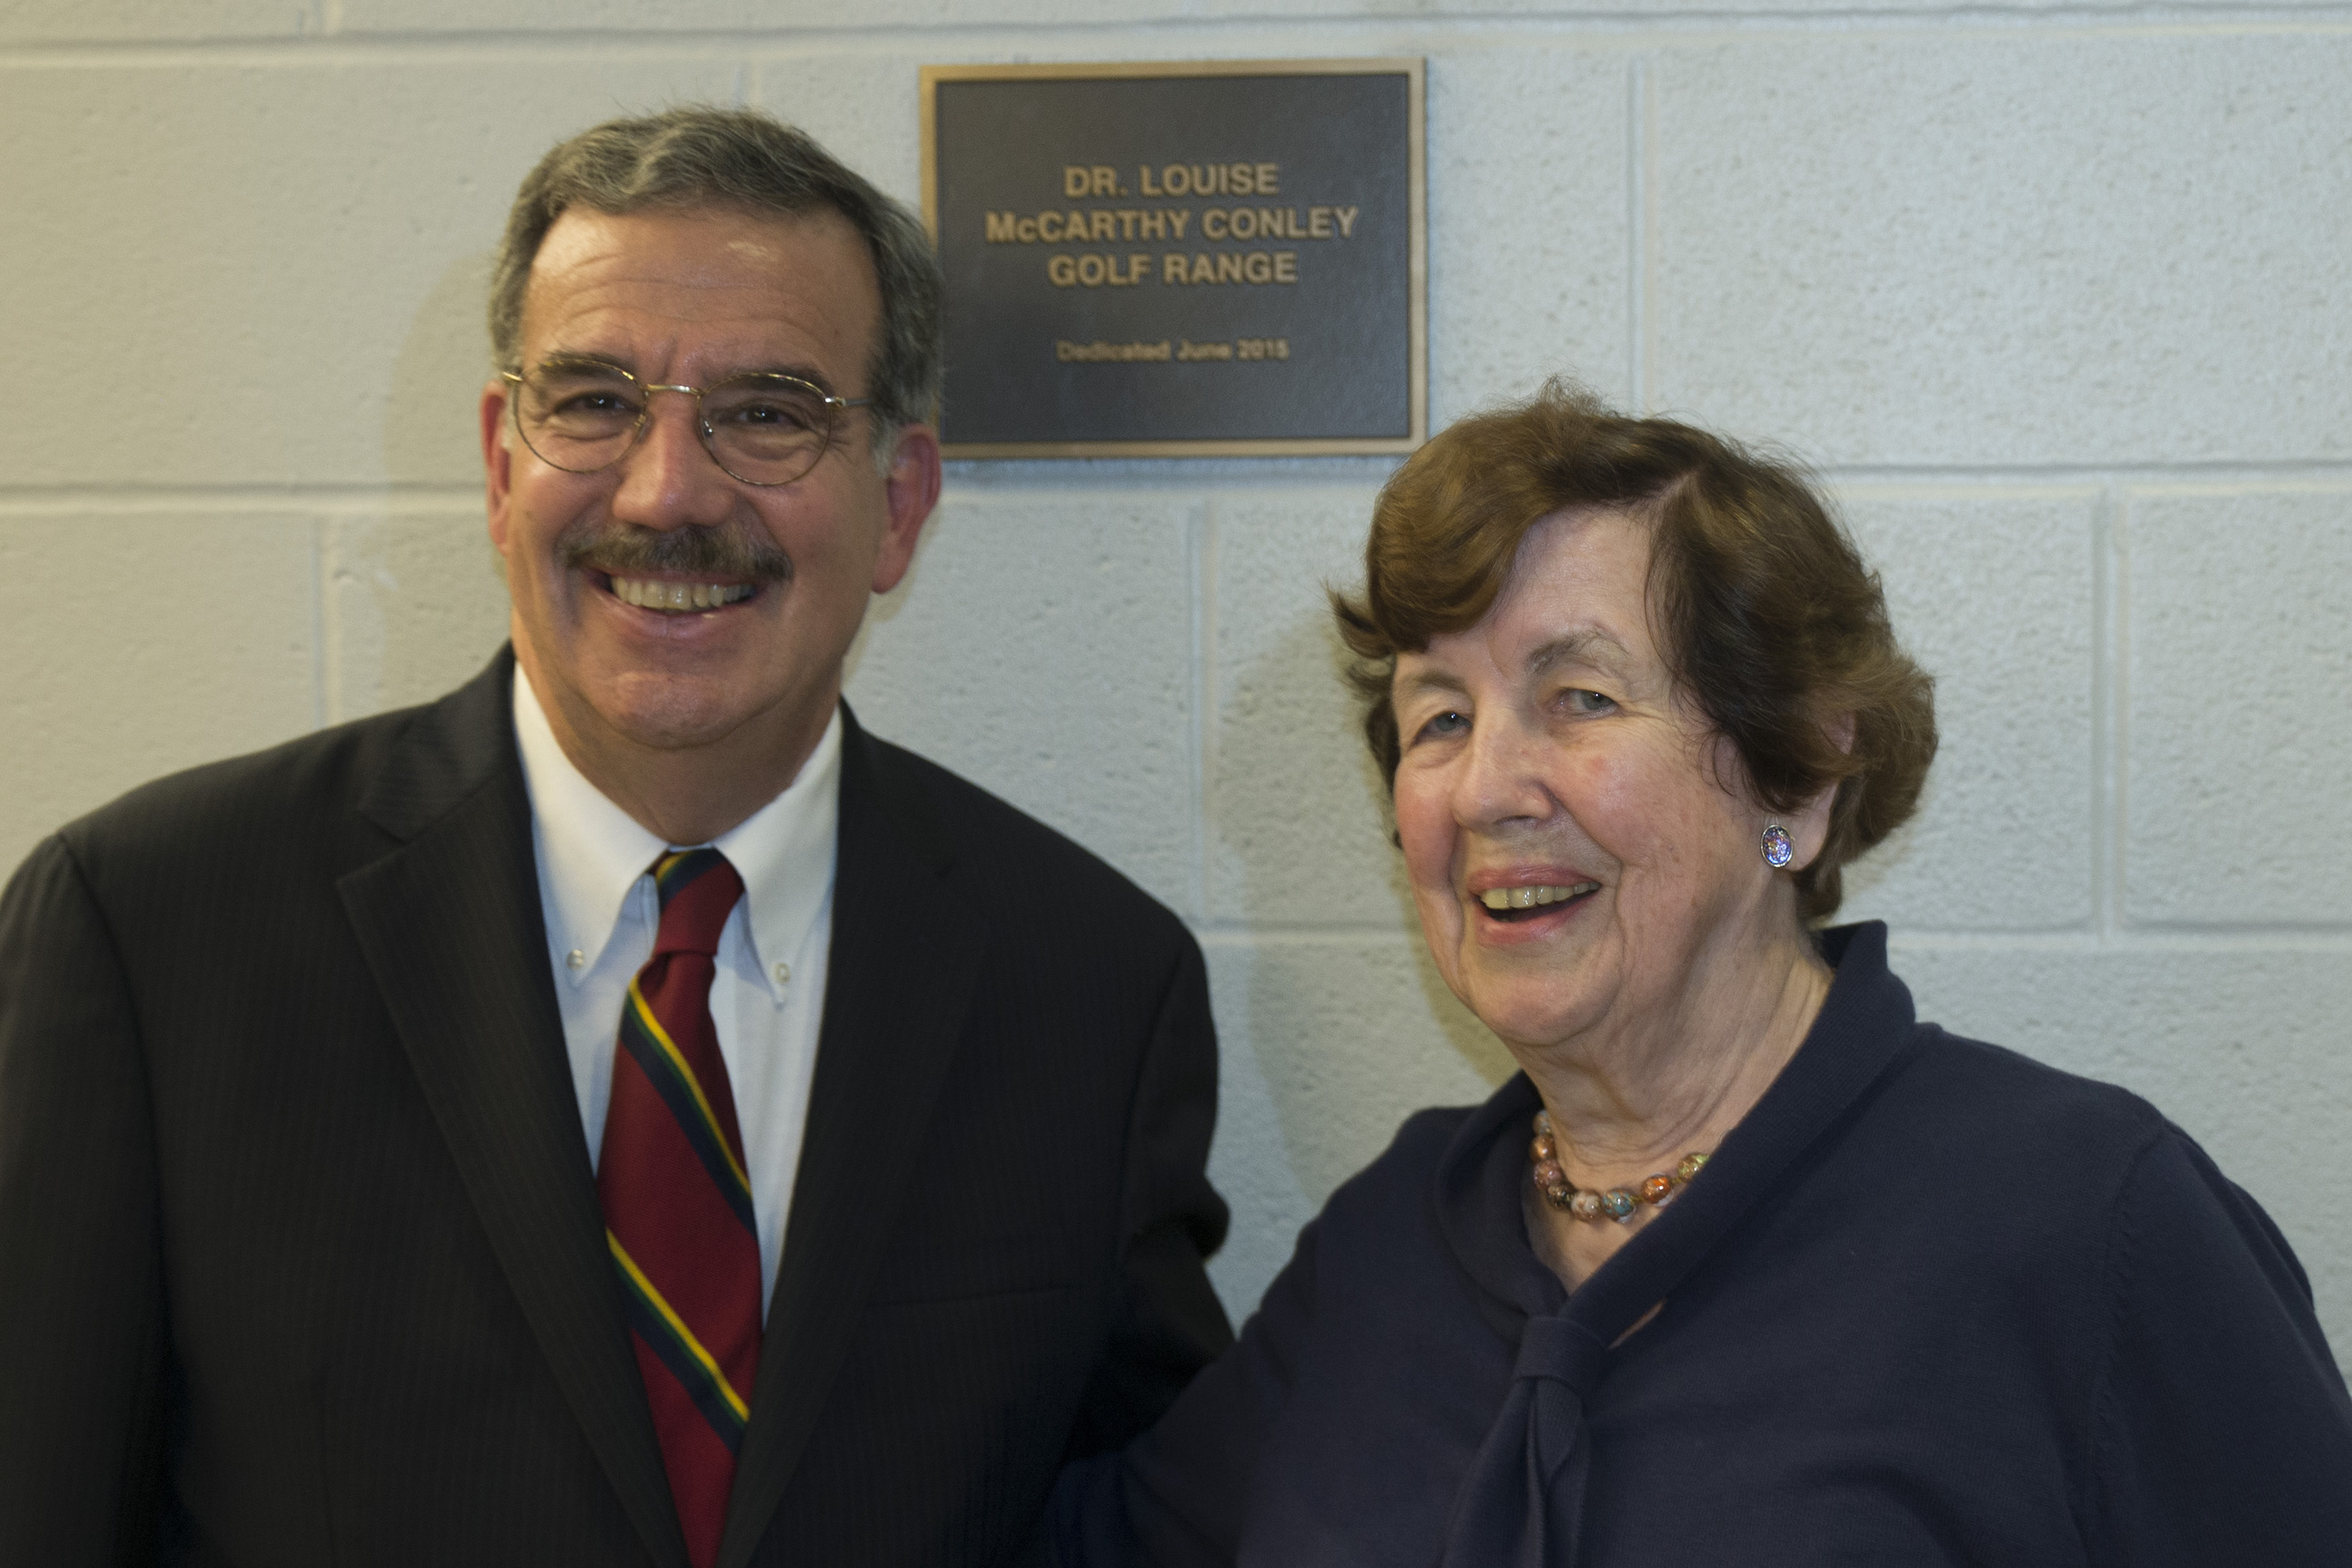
[598,847,761,1568]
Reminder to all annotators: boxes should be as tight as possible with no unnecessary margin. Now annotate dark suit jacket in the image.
[0,649,1231,1568]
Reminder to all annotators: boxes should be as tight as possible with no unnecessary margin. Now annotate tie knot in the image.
[1513,1314,1609,1397]
[651,848,743,959]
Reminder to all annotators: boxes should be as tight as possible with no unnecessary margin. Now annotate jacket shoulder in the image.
[860,731,1194,951]
[49,653,513,883]
[57,706,420,865]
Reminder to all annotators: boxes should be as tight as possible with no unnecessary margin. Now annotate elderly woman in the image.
[1052,384,2352,1565]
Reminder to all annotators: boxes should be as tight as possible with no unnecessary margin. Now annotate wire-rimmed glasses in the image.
[503,356,873,487]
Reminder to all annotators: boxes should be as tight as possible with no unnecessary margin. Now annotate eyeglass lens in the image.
[515,361,841,485]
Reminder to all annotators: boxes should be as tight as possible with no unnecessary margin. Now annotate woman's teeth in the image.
[610,577,755,611]
[1479,882,1600,911]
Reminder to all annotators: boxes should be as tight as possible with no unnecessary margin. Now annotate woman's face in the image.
[1391,507,1787,1056]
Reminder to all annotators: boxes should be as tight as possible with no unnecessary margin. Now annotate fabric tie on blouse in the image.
[1440,1312,1612,1568]
[1428,935,1922,1568]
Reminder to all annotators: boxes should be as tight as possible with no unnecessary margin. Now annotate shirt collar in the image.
[712,706,841,1003]
[512,666,841,1003]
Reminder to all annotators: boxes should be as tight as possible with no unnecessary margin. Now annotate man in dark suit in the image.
[0,107,1229,1567]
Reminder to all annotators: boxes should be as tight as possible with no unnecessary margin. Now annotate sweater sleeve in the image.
[1062,935,1235,1458]
[1049,1213,1324,1568]
[2083,1127,2352,1564]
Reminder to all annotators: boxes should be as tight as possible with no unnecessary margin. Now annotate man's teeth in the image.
[610,577,755,611]
[1479,882,1600,911]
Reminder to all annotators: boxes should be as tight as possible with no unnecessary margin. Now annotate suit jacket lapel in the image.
[718,708,987,1568]
[337,651,689,1568]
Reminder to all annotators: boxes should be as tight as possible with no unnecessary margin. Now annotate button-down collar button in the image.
[565,948,586,971]
[773,961,790,986]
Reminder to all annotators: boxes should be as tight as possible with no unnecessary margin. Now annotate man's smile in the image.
[602,574,759,612]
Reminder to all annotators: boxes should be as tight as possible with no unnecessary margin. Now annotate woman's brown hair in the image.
[1332,381,1937,922]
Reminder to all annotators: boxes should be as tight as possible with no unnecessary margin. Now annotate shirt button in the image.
[565,949,586,971]
[773,962,790,986]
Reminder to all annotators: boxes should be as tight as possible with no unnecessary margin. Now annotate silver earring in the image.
[1760,823,1794,869]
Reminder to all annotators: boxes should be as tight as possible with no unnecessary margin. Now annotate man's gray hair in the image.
[489,105,943,447]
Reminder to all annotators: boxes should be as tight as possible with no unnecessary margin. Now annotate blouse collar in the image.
[1432,921,1923,1344]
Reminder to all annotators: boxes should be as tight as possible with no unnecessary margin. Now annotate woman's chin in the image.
[1453,968,1609,1060]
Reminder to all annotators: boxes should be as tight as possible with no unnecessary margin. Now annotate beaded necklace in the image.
[1529,1109,1709,1223]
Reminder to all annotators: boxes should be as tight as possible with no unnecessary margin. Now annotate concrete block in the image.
[0,510,319,877]
[0,58,742,490]
[945,0,1179,21]
[1835,491,2097,933]
[1203,0,2151,13]
[1894,939,2352,1371]
[1205,487,1410,929]
[752,52,930,208]
[1650,34,2352,466]
[1426,45,1632,419]
[2124,489,2352,926]
[325,506,512,724]
[1203,932,1511,1318]
[843,491,1200,918]
[0,0,317,44]
[338,0,945,31]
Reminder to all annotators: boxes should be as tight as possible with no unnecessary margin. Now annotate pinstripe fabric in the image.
[0,652,1229,1568]
[598,848,758,1568]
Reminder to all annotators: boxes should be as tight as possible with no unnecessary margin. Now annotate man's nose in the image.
[610,392,737,531]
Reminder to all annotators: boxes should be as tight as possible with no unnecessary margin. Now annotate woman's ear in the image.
[1783,713,1855,872]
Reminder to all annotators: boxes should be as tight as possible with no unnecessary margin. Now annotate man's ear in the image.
[481,378,517,556]
[871,422,943,594]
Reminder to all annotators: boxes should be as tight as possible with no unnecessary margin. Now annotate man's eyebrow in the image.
[732,360,840,391]
[534,348,841,392]
[535,349,631,371]
[1525,628,1630,679]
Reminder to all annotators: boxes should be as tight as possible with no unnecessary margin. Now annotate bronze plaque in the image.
[920,59,1427,458]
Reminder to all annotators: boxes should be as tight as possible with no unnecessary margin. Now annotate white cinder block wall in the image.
[4,4,2347,1369]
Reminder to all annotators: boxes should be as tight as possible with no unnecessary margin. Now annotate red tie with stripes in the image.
[598,847,761,1568]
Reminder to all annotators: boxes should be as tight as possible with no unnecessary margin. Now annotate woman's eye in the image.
[1560,689,1615,716]
[1416,710,1470,741]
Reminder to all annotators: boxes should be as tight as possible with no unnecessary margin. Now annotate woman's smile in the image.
[1465,874,1604,944]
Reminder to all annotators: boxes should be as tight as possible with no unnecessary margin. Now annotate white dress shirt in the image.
[512,668,837,1320]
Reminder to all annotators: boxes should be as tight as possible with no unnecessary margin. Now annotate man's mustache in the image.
[559,521,793,583]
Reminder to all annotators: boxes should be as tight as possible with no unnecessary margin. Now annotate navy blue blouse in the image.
[1051,923,2352,1566]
